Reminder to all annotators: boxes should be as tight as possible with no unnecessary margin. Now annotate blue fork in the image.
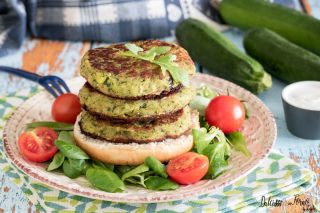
[0,66,70,98]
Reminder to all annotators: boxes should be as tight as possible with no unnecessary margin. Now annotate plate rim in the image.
[2,73,277,203]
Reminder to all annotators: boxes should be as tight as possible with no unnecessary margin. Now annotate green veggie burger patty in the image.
[80,40,195,99]
[79,106,193,143]
[79,83,196,122]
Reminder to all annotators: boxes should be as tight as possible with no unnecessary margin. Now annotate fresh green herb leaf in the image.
[121,164,149,181]
[91,160,114,171]
[58,131,74,144]
[62,158,86,179]
[190,85,218,116]
[125,176,146,188]
[86,168,125,192]
[122,43,189,86]
[145,156,167,178]
[227,132,251,157]
[47,152,65,171]
[26,121,73,131]
[114,165,134,176]
[145,176,179,191]
[124,43,143,55]
[143,46,171,60]
[55,140,89,160]
[193,128,216,154]
[203,143,229,178]
[193,127,231,179]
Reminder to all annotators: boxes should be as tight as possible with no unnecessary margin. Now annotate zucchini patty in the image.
[79,106,193,143]
[79,83,196,122]
[80,40,195,98]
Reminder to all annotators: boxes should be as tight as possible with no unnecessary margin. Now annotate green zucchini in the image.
[176,18,272,94]
[220,0,320,55]
[244,28,320,83]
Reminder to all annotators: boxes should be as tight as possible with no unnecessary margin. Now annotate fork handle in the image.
[0,66,41,82]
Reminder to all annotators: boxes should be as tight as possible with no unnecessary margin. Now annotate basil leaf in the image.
[86,168,125,192]
[227,132,251,157]
[26,121,73,131]
[47,152,65,171]
[125,43,143,55]
[145,176,179,191]
[144,156,167,178]
[55,140,89,160]
[91,160,114,171]
[121,164,149,181]
[114,165,134,176]
[63,158,86,179]
[58,131,74,144]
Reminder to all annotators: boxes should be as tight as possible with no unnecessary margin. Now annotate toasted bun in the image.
[73,110,199,165]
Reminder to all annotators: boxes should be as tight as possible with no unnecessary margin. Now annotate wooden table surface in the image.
[0,32,319,212]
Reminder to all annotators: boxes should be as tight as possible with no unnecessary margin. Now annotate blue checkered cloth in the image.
[0,0,308,57]
[0,0,193,56]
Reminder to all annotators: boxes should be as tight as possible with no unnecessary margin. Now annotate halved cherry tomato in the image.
[51,93,81,124]
[166,152,209,185]
[205,95,245,134]
[18,127,58,162]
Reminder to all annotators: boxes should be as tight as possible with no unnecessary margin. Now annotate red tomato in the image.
[166,152,209,185]
[18,127,58,162]
[51,93,81,124]
[205,95,245,134]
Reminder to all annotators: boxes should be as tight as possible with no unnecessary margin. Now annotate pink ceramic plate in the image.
[3,73,276,203]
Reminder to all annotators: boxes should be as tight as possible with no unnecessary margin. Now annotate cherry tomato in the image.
[205,95,245,134]
[166,152,209,185]
[51,93,81,124]
[18,127,58,162]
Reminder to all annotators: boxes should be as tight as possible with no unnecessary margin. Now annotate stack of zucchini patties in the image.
[74,40,199,165]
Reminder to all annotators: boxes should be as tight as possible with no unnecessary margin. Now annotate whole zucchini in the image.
[220,0,320,55]
[176,18,272,94]
[244,28,320,83]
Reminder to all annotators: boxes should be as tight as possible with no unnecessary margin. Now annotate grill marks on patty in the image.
[88,40,194,78]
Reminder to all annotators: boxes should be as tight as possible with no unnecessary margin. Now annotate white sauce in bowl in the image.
[282,81,320,111]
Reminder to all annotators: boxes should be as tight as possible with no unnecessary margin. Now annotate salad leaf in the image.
[58,131,74,144]
[121,164,149,181]
[227,132,251,157]
[193,127,231,178]
[55,140,89,160]
[91,160,114,171]
[47,152,65,171]
[121,43,189,86]
[86,167,125,192]
[26,121,74,131]
[192,128,216,154]
[62,158,86,179]
[203,143,229,178]
[190,85,218,116]
[145,156,167,178]
[145,176,179,191]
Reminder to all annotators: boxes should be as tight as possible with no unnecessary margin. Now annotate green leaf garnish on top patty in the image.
[121,43,190,86]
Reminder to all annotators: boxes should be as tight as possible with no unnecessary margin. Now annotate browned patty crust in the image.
[80,40,195,98]
[79,107,193,143]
